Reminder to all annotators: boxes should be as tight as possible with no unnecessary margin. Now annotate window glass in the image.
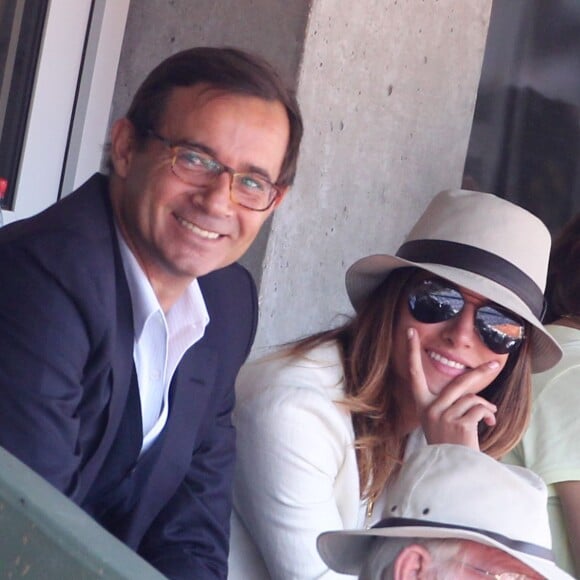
[464,0,580,233]
[0,0,49,210]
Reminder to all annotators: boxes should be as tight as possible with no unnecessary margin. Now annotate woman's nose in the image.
[441,303,479,348]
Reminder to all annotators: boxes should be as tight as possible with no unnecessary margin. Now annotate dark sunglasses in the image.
[407,278,526,355]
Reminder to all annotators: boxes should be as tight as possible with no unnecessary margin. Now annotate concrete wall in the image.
[110,0,310,116]
[256,0,492,351]
[109,0,492,353]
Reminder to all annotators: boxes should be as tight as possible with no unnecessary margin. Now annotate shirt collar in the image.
[115,226,209,341]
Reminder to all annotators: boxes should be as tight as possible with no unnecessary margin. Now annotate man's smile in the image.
[175,214,221,240]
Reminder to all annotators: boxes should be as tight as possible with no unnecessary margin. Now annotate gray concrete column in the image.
[254,0,492,351]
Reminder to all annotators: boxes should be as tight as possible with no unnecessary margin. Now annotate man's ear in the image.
[393,544,434,579]
[109,118,136,178]
[272,185,289,209]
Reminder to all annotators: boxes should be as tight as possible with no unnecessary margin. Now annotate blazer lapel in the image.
[124,344,218,546]
[76,239,135,503]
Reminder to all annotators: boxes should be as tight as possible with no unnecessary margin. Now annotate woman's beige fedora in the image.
[346,189,562,372]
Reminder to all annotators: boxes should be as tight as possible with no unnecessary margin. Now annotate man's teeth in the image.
[177,217,220,239]
[428,351,466,370]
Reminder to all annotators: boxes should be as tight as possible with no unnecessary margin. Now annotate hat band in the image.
[397,240,546,319]
[371,517,554,562]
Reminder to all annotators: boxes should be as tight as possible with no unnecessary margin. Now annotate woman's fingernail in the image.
[487,360,500,369]
[407,328,414,339]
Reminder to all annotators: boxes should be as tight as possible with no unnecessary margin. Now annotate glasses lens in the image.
[232,173,276,211]
[450,559,535,580]
[408,280,464,323]
[173,148,221,183]
[475,306,525,355]
[171,146,276,211]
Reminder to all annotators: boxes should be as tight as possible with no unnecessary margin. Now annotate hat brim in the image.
[345,254,562,373]
[317,524,574,579]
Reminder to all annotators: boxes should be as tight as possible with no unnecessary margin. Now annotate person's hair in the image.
[119,46,303,186]
[544,213,580,323]
[286,267,532,501]
[359,537,462,580]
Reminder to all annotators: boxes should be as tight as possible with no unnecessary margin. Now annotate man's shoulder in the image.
[196,264,258,358]
[0,174,119,296]
[198,262,255,286]
[0,174,112,250]
[1,173,111,241]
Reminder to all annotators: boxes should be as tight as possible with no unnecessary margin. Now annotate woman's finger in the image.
[422,400,497,448]
[427,359,501,412]
[407,327,433,410]
[428,388,498,421]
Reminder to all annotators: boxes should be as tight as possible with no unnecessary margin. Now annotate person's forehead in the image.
[160,83,283,124]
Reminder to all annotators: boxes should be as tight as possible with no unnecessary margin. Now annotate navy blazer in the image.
[0,174,258,578]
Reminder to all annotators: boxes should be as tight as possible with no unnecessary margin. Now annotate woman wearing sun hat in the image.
[229,189,562,580]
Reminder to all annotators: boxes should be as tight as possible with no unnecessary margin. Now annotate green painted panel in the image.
[0,447,166,579]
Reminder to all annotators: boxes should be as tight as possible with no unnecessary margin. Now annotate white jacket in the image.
[229,342,425,579]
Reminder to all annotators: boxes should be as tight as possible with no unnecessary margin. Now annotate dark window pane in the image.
[464,0,580,233]
[0,0,49,210]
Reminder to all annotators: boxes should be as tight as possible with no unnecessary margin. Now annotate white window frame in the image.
[3,0,129,224]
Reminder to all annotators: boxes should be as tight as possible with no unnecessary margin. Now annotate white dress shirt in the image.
[116,230,209,452]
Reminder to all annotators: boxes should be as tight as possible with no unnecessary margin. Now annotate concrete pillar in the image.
[109,0,492,353]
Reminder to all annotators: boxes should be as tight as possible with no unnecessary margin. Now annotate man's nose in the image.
[193,171,234,213]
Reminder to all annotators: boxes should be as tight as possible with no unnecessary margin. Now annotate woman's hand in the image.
[407,327,499,449]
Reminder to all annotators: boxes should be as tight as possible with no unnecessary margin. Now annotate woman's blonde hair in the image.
[286,267,532,501]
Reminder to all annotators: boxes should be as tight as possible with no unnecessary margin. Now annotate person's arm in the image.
[233,365,358,580]
[554,481,580,575]
[0,242,100,497]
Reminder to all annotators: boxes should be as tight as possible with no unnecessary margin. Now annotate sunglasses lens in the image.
[408,281,464,323]
[475,306,525,355]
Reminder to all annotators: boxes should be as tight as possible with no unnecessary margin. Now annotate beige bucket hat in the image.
[345,189,562,373]
[318,444,573,579]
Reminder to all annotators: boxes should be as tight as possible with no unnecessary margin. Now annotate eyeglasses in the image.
[147,131,281,211]
[451,559,541,579]
[407,278,526,355]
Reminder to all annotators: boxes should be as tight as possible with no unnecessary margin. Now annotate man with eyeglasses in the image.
[317,445,572,580]
[0,47,302,578]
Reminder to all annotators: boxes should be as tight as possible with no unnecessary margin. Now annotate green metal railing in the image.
[0,446,166,579]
